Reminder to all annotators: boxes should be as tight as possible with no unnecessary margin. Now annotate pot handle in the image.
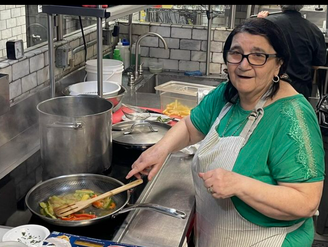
[46,121,83,129]
[123,121,158,135]
[112,203,186,219]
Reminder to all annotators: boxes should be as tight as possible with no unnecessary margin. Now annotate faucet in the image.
[130,32,168,85]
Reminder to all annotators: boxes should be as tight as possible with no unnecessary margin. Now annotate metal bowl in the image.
[62,85,126,112]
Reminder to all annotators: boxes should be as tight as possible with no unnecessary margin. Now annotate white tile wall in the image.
[0,5,26,59]
[21,72,37,92]
[36,66,49,85]
[12,59,29,80]
[191,51,206,62]
[9,78,21,99]
[192,29,208,40]
[180,39,201,50]
[149,48,169,59]
[119,22,238,75]
[171,49,191,60]
[30,53,44,72]
[171,27,192,39]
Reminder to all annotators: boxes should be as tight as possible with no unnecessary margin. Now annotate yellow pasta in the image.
[163,100,192,117]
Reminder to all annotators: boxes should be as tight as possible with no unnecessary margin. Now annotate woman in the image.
[126,18,325,247]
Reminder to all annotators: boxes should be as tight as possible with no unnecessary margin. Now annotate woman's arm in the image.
[199,169,323,220]
[126,116,204,181]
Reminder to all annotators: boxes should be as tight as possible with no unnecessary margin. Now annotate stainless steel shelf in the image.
[42,4,152,98]
[41,5,153,19]
[106,5,153,21]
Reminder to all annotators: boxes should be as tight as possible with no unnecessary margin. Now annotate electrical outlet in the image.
[103,28,113,45]
[55,44,70,68]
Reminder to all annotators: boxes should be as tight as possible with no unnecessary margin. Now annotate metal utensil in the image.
[54,179,143,217]
[121,104,151,121]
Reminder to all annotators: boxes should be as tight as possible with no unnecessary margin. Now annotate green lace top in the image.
[190,82,325,246]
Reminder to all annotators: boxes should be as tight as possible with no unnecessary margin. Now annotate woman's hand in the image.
[126,144,170,181]
[257,11,269,18]
[126,116,204,181]
[199,168,242,199]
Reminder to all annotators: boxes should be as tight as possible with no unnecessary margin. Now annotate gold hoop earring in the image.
[272,75,280,83]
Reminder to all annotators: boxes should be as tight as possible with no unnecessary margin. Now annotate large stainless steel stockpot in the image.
[37,96,113,180]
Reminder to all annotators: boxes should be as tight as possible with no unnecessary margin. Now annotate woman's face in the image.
[227,32,281,97]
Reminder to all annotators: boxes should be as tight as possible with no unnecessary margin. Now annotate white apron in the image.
[191,96,303,247]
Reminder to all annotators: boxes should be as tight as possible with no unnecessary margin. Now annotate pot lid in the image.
[112,120,171,147]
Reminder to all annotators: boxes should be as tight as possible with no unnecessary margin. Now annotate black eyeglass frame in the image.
[226,50,277,66]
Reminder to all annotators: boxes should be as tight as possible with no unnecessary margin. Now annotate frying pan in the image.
[25,173,186,227]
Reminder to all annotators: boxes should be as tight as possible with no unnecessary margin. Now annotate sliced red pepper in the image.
[73,213,96,218]
[60,213,96,221]
[91,194,104,208]
[71,216,96,220]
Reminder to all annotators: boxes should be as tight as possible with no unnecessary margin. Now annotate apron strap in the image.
[211,102,233,134]
[215,94,239,126]
[239,90,269,146]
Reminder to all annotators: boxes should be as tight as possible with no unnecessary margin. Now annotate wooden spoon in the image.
[54,179,143,218]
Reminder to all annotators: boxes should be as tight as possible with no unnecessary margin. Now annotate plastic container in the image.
[122,43,130,69]
[115,39,124,61]
[155,81,215,117]
[116,39,124,50]
[113,48,122,61]
[85,59,124,85]
[115,39,130,69]
[149,60,163,74]
[131,43,141,66]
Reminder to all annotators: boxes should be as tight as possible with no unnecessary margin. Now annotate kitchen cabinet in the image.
[41,5,153,97]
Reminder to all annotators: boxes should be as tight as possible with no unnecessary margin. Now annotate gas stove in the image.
[10,161,147,241]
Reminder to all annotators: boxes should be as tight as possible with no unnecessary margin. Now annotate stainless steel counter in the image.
[113,152,195,247]
[112,74,196,247]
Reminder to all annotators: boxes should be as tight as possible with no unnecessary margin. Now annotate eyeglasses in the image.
[226,50,277,66]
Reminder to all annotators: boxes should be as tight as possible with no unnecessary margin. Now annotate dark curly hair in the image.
[222,18,290,103]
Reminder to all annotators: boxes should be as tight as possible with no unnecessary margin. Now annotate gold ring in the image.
[207,186,213,193]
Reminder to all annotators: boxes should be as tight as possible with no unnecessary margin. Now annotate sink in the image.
[136,72,226,94]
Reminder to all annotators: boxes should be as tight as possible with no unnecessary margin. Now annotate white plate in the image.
[122,113,172,122]
[0,241,28,247]
[2,224,50,247]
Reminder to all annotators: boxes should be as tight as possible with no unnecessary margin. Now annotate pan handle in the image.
[112,203,186,219]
